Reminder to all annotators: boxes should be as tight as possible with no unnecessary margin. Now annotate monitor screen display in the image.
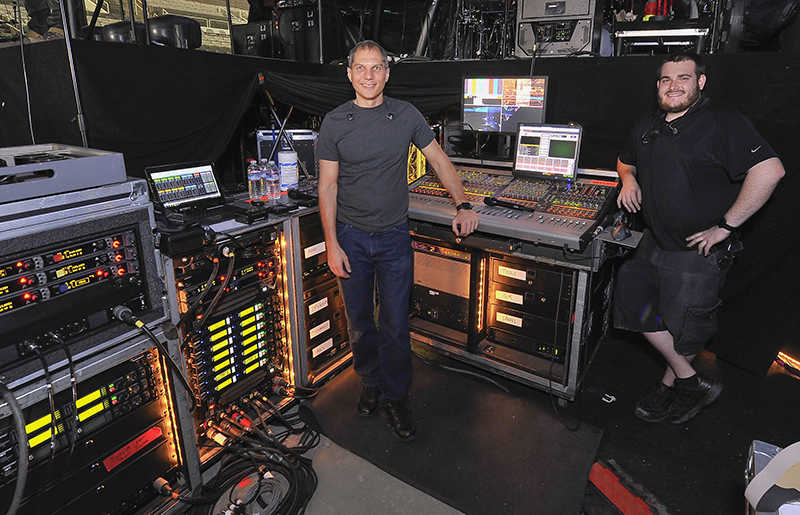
[462,76,548,133]
[513,124,582,181]
[147,162,222,209]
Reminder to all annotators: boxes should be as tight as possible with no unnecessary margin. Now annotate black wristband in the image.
[456,202,473,212]
[717,216,738,232]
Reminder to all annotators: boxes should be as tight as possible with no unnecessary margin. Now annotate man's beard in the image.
[658,85,701,114]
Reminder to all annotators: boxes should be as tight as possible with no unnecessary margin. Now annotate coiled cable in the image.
[0,382,28,515]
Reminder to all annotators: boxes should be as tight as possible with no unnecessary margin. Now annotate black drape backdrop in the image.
[1,39,798,375]
[2,41,798,175]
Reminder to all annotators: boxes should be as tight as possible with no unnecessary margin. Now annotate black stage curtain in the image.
[2,42,798,177]
[0,42,83,148]
[0,40,336,176]
[1,41,798,374]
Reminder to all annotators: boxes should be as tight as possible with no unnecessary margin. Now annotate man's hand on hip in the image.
[686,226,730,256]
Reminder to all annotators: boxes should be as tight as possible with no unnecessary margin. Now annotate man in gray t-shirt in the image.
[317,40,478,442]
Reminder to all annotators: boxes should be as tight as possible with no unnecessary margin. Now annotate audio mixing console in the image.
[408,167,619,251]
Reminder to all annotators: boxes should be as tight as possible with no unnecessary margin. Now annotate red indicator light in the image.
[258,272,265,278]
[257,262,265,268]
[19,277,28,285]
[219,276,226,281]
[112,240,122,249]
[268,271,275,278]
[23,293,31,300]
[117,268,126,276]
[115,254,124,262]
[16,261,23,268]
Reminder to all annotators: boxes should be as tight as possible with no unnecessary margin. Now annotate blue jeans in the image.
[336,221,413,403]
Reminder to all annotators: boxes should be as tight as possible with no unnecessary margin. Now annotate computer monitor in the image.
[462,76,548,133]
[512,124,582,182]
[145,161,224,211]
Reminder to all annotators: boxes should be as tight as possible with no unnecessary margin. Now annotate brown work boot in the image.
[24,29,44,42]
[44,27,65,39]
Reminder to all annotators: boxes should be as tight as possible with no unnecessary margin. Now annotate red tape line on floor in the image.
[589,462,654,515]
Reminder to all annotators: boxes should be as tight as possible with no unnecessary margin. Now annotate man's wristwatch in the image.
[456,202,473,212]
[717,216,738,232]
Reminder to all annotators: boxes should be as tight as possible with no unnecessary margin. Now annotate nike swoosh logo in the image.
[751,146,762,153]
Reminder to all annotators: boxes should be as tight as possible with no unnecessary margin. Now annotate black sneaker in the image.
[634,381,677,422]
[357,386,381,417]
[669,373,724,424]
[379,400,416,442]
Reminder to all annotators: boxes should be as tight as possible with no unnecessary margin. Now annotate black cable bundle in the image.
[183,252,236,348]
[180,408,320,515]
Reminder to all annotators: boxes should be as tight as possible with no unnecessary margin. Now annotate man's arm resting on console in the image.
[420,140,479,236]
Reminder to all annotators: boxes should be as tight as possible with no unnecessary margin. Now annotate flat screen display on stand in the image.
[145,161,224,211]
[462,76,549,133]
[513,124,582,182]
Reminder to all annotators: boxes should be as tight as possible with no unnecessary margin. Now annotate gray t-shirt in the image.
[317,96,435,233]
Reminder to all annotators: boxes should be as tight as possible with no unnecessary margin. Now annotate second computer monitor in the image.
[462,76,548,133]
[513,124,582,182]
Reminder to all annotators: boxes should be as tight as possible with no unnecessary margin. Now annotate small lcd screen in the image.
[147,162,222,210]
[513,124,582,181]
[462,76,548,133]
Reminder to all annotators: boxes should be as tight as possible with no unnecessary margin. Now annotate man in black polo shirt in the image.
[613,52,785,424]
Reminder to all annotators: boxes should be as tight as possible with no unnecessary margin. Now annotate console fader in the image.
[408,166,619,251]
[410,168,514,202]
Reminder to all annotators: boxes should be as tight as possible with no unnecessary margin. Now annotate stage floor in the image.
[298,330,800,515]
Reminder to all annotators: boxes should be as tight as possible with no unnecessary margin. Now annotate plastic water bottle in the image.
[259,158,270,200]
[247,159,263,201]
[266,161,281,202]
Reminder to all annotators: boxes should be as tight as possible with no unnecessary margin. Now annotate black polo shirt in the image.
[619,95,777,251]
